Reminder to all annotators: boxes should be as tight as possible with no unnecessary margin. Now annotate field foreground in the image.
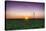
[5,19,44,30]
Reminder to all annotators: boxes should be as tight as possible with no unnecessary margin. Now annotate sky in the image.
[6,1,44,19]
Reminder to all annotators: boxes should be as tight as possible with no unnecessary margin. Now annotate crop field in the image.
[5,19,44,30]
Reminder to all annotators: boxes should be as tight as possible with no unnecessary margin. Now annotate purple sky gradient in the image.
[6,1,44,11]
[6,1,44,19]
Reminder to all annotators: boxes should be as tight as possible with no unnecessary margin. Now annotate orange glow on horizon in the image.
[25,17,28,20]
[6,10,44,19]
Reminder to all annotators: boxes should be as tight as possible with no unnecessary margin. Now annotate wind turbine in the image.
[33,10,35,19]
[33,8,35,19]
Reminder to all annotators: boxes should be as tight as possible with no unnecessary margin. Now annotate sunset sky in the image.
[6,1,44,19]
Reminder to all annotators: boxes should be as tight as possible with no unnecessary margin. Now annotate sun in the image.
[25,17,28,20]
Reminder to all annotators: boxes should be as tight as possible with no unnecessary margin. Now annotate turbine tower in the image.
[33,9,35,19]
